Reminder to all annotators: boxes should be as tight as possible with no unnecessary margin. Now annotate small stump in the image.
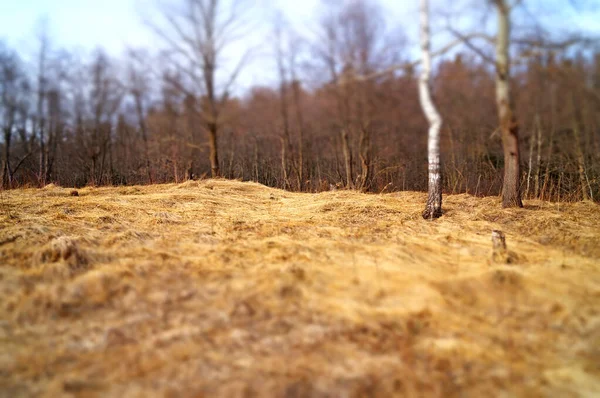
[492,230,509,264]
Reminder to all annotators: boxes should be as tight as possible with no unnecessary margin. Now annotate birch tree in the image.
[494,0,523,208]
[419,0,443,219]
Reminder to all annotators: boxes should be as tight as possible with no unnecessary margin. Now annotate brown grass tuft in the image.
[37,236,89,271]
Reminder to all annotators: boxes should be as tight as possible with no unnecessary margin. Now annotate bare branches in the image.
[447,27,496,65]
[218,48,251,107]
[339,33,494,84]
[513,35,597,50]
[148,0,250,110]
[145,0,252,178]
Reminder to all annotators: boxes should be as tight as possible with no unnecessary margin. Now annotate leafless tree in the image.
[274,13,292,189]
[494,0,523,207]
[34,20,50,186]
[128,49,154,183]
[419,0,443,219]
[146,0,251,178]
[315,0,389,191]
[0,44,29,189]
[80,50,124,185]
[444,0,593,207]
[288,35,306,191]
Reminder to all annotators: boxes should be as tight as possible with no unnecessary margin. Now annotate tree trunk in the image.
[541,84,557,201]
[2,129,12,189]
[253,138,259,182]
[228,132,235,178]
[208,122,220,177]
[358,127,371,192]
[419,0,443,219]
[569,93,591,201]
[526,126,534,198]
[291,81,305,191]
[341,128,354,189]
[39,126,46,186]
[133,92,153,183]
[533,114,542,198]
[280,136,288,189]
[495,0,523,208]
[91,155,97,186]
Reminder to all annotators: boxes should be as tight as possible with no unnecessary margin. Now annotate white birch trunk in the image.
[419,0,443,219]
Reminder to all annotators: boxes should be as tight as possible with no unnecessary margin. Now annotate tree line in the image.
[1,0,598,208]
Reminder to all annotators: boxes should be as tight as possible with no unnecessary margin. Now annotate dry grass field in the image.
[1,179,599,397]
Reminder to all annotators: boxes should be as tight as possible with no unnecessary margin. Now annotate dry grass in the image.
[1,179,599,397]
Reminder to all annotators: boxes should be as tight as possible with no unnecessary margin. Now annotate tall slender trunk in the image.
[280,137,288,189]
[570,94,590,201]
[291,81,304,190]
[253,138,259,182]
[419,0,443,219]
[45,126,58,184]
[533,114,542,198]
[541,83,557,201]
[495,0,523,208]
[526,126,534,198]
[133,92,153,183]
[91,155,97,186]
[276,28,293,190]
[341,128,354,189]
[208,122,220,177]
[227,140,235,178]
[2,128,12,189]
[358,127,371,192]
[39,125,46,186]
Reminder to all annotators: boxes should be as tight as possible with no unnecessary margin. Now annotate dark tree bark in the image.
[208,122,220,178]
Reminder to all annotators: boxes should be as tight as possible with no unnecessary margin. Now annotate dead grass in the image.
[0,179,599,397]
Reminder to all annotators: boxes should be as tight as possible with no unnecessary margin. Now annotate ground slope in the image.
[1,180,599,397]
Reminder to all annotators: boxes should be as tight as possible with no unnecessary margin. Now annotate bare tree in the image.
[442,1,523,207]
[44,88,61,183]
[317,15,354,189]
[419,0,443,219]
[128,49,154,183]
[147,0,251,178]
[444,1,591,207]
[316,0,388,190]
[494,0,523,207]
[274,13,292,190]
[288,36,306,191]
[30,20,72,185]
[82,50,124,185]
[34,20,50,186]
[0,45,20,188]
[0,43,32,189]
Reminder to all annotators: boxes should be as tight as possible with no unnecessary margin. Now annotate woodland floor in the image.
[0,180,599,397]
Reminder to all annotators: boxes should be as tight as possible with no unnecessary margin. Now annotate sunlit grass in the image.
[1,179,599,396]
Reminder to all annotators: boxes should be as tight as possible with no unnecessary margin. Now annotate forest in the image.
[0,0,598,206]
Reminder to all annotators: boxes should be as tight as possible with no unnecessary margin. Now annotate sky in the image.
[0,0,599,93]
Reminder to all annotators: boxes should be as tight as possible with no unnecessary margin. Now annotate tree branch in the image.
[342,33,493,84]
[447,27,496,65]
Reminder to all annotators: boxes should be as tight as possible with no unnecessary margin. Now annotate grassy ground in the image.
[1,179,599,397]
